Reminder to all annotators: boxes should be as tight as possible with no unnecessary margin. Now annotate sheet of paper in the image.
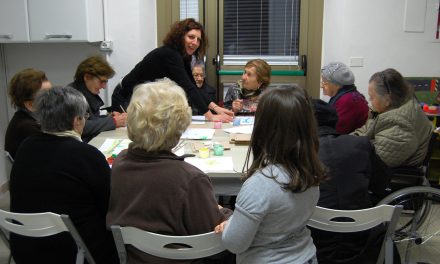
[184,156,234,173]
[99,138,122,154]
[191,115,206,124]
[237,116,254,125]
[98,138,131,157]
[111,139,131,155]
[223,125,253,134]
[181,128,215,140]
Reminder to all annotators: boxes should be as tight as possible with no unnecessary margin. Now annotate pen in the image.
[120,105,126,113]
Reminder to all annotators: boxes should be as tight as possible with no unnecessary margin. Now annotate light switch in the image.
[350,57,364,67]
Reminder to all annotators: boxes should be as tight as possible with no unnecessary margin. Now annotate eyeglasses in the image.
[92,74,109,85]
[193,74,204,78]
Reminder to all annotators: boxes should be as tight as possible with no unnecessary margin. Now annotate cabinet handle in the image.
[45,34,72,39]
[0,34,13,39]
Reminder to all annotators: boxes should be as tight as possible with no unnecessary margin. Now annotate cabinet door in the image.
[0,0,30,42]
[28,0,103,42]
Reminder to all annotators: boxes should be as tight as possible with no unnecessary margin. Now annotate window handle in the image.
[301,55,307,76]
[212,54,221,72]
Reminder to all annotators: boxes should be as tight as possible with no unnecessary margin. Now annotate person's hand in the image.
[211,112,233,123]
[232,99,243,113]
[112,112,127,127]
[214,220,228,234]
[205,111,233,123]
[214,106,234,117]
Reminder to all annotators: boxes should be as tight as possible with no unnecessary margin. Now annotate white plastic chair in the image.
[307,204,403,264]
[111,225,225,264]
[0,209,96,264]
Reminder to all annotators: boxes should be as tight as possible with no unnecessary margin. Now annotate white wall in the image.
[0,0,157,186]
[322,0,440,101]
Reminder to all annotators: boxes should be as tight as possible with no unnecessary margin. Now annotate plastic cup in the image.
[213,144,224,156]
[199,147,210,158]
[214,121,222,129]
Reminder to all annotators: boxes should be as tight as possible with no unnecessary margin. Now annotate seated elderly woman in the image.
[106,78,233,263]
[67,55,127,142]
[223,59,271,115]
[5,68,52,159]
[321,62,369,134]
[191,61,217,115]
[10,86,118,264]
[352,68,433,168]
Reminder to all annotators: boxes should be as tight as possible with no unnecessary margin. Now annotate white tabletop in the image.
[88,122,251,195]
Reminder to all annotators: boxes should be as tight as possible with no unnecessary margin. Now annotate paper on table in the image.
[98,138,131,157]
[184,156,234,173]
[181,128,215,140]
[99,138,122,153]
[111,139,131,155]
[223,125,253,134]
[236,116,254,125]
[191,115,206,124]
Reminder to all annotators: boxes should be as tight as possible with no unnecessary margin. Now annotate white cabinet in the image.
[0,0,30,42]
[0,0,104,43]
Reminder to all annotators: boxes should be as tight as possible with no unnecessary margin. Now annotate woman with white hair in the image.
[353,68,433,168]
[10,86,118,264]
[106,78,233,263]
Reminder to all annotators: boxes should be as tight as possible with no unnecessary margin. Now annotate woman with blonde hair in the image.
[107,78,233,263]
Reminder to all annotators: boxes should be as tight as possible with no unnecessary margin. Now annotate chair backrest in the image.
[111,225,225,264]
[0,209,95,264]
[5,151,13,182]
[307,205,402,264]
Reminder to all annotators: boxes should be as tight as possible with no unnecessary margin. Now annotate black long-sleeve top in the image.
[120,46,210,114]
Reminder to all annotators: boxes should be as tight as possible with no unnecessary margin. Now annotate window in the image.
[223,0,300,65]
[180,0,199,21]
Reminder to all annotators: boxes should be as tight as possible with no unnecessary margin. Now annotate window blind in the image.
[180,0,199,21]
[223,0,300,65]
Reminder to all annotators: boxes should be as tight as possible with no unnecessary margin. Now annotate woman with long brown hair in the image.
[215,85,325,263]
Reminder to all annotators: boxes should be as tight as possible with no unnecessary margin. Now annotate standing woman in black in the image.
[117,18,233,122]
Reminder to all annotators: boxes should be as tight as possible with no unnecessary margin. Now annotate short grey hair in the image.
[127,78,192,151]
[34,86,88,132]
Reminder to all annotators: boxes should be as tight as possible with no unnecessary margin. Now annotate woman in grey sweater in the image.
[215,85,326,263]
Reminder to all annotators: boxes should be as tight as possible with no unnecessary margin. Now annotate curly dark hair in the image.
[163,18,207,60]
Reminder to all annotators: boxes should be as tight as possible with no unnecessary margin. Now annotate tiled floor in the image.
[0,191,438,264]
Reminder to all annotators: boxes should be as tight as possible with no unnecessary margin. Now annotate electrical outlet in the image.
[100,41,113,51]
